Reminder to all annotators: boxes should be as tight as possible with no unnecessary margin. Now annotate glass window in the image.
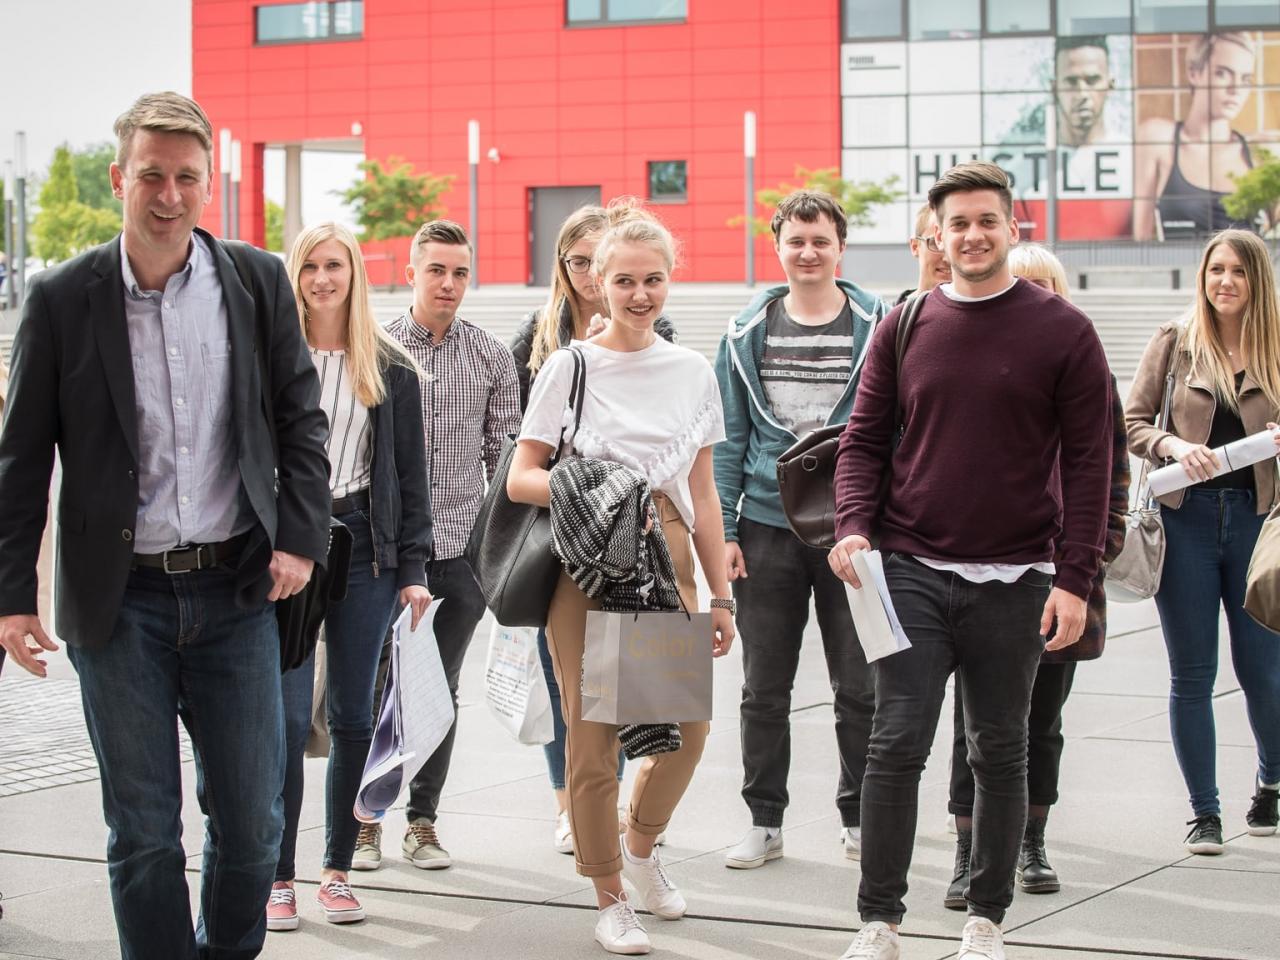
[910,0,980,40]
[255,2,362,43]
[1135,0,1209,32]
[985,0,1050,34]
[648,161,688,203]
[568,0,686,25]
[1057,0,1133,34]
[844,0,904,39]
[1214,0,1280,27]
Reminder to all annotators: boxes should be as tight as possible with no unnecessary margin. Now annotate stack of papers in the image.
[843,550,912,662]
[354,601,455,823]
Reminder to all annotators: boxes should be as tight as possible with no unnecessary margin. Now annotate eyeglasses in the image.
[562,256,593,275]
[914,235,942,253]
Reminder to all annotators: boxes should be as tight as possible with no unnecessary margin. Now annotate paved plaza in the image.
[1,589,1276,960]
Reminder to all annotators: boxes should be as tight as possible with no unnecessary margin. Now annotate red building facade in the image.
[192,0,843,284]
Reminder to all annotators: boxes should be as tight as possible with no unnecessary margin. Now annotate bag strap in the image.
[891,289,927,440]
[1134,360,1178,510]
[550,345,586,466]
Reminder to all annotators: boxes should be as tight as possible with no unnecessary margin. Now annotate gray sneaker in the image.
[403,818,452,869]
[351,822,382,871]
[725,826,783,869]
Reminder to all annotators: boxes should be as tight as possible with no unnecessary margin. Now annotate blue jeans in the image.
[68,563,283,960]
[1155,488,1280,817]
[859,554,1049,926]
[277,508,399,876]
[537,627,623,791]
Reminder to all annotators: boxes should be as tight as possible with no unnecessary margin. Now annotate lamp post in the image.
[219,128,232,239]
[1045,103,1058,248]
[14,131,27,309]
[3,160,13,310]
[230,140,242,242]
[468,119,479,288]
[744,111,757,287]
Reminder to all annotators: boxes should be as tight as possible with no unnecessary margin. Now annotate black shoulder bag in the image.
[465,346,586,627]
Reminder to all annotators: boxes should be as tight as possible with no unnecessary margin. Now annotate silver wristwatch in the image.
[710,597,737,616]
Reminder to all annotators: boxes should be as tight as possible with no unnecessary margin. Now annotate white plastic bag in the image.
[484,623,554,745]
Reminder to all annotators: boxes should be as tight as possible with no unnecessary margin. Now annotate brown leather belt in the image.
[331,489,370,516]
[132,532,249,574]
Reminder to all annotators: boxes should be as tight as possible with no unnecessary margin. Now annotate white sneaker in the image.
[594,892,650,955]
[725,826,783,869]
[620,839,686,919]
[957,916,1005,960]
[840,826,862,861]
[555,811,574,855]
[839,921,900,959]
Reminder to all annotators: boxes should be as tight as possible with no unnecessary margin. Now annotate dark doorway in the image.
[529,186,602,285]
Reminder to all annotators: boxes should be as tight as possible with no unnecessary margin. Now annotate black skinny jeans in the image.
[949,661,1077,816]
[859,554,1049,926]
[733,517,874,828]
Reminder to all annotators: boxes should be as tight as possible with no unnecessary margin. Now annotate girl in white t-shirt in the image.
[508,214,735,955]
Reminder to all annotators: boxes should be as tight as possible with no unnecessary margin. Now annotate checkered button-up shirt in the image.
[386,312,522,560]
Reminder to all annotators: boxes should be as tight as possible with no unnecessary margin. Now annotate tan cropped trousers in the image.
[545,492,710,877]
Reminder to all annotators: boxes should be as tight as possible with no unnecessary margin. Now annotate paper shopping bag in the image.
[484,623,554,745]
[580,610,713,724]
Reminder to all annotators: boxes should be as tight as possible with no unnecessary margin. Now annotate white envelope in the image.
[843,550,912,663]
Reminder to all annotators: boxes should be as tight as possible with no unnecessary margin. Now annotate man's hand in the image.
[1040,587,1086,651]
[268,551,315,602]
[0,615,59,677]
[828,534,872,587]
[725,542,748,581]
[400,584,433,629]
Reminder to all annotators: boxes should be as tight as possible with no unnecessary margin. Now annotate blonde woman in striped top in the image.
[267,223,432,931]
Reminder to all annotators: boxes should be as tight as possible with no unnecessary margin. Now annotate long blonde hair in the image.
[1182,229,1280,414]
[1009,243,1071,300]
[286,222,421,408]
[528,198,659,376]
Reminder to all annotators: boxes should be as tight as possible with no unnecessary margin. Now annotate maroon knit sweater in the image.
[833,279,1113,600]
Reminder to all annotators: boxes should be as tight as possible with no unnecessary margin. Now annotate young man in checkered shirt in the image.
[355,220,521,872]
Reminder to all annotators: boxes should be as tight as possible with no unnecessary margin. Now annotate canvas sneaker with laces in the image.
[841,826,862,861]
[1183,814,1224,854]
[594,891,650,955]
[620,839,686,919]
[555,810,575,854]
[1246,784,1279,836]
[265,881,298,932]
[839,921,900,960]
[352,822,382,871]
[724,826,783,869]
[957,916,1005,960]
[403,818,452,869]
[316,878,365,924]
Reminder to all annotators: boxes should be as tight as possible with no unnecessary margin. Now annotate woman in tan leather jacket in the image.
[1125,228,1280,856]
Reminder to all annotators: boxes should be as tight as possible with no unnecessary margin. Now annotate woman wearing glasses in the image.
[509,200,677,854]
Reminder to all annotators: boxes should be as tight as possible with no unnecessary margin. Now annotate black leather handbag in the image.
[775,290,927,548]
[466,347,586,627]
[277,516,354,672]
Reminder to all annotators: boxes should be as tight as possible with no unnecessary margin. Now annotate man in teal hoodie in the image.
[714,191,886,870]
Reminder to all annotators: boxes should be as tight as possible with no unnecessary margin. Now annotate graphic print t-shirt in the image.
[760,298,853,434]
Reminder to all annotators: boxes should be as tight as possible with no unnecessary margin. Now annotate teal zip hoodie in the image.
[713,278,886,541]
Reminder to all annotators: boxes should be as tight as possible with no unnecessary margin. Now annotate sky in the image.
[2,1,358,227]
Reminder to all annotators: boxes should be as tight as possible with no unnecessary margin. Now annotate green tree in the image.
[33,145,121,263]
[730,165,904,236]
[264,199,285,252]
[71,142,122,214]
[336,156,454,242]
[1224,148,1280,251]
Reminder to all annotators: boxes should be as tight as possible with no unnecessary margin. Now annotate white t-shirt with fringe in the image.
[519,338,725,530]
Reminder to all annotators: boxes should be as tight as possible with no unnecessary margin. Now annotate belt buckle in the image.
[162,545,202,575]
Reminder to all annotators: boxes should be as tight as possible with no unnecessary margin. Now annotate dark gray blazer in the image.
[0,228,332,649]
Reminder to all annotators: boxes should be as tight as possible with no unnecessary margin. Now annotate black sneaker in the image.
[1183,814,1224,855]
[1246,785,1279,837]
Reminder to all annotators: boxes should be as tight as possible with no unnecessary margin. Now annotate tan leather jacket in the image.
[1125,321,1278,514]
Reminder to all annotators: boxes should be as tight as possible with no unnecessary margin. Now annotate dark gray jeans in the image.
[733,517,874,829]
[859,553,1050,926]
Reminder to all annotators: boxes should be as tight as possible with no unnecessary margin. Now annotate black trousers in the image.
[732,517,874,829]
[949,661,1077,816]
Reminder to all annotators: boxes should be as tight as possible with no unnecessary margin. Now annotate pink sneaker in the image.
[316,878,365,924]
[266,881,298,931]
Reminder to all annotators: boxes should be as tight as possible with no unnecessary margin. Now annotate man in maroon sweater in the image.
[827,162,1113,960]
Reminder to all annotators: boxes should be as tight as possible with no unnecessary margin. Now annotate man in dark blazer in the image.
[0,93,330,959]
